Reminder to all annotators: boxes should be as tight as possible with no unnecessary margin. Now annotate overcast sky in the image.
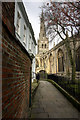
[22,1,44,41]
[22,1,62,49]
[22,1,55,49]
[22,1,75,49]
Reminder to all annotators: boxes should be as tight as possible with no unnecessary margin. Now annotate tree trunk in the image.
[72,36,76,83]
[72,61,76,83]
[65,36,76,83]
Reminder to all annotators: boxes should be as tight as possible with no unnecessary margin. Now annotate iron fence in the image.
[48,74,80,102]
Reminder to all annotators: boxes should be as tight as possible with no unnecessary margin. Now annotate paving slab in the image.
[30,80,80,118]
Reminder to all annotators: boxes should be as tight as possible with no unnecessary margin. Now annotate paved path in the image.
[30,81,80,118]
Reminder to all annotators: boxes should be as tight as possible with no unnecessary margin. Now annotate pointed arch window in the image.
[76,47,80,71]
[41,26,42,29]
[40,58,42,67]
[36,59,39,68]
[43,34,44,37]
[45,44,46,48]
[58,49,64,72]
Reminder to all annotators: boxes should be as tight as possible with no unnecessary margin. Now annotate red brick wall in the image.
[2,2,32,118]
[2,2,15,36]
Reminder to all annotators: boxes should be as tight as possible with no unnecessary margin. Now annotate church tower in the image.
[38,10,49,54]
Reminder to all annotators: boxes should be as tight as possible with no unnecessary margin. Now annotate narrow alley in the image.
[30,81,80,118]
[1,1,80,119]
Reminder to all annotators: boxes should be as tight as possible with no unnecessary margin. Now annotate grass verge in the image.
[32,80,39,100]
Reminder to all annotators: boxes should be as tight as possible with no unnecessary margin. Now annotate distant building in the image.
[36,10,80,80]
[38,10,49,54]
[36,10,49,73]
[14,1,37,82]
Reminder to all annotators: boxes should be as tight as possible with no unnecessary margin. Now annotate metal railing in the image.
[48,74,80,102]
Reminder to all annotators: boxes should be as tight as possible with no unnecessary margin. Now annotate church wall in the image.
[36,38,80,80]
[36,10,80,80]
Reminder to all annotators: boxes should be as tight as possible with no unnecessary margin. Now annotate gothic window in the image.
[45,44,46,48]
[43,34,44,37]
[76,47,80,71]
[36,59,39,68]
[42,44,43,48]
[58,49,64,72]
[16,11,21,36]
[44,62,46,68]
[40,59,42,67]
[53,57,54,67]
[41,26,42,29]
[49,54,52,73]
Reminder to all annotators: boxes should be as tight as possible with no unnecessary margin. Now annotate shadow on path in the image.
[30,80,80,118]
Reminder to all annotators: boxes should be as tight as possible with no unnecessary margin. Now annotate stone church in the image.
[36,11,80,80]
